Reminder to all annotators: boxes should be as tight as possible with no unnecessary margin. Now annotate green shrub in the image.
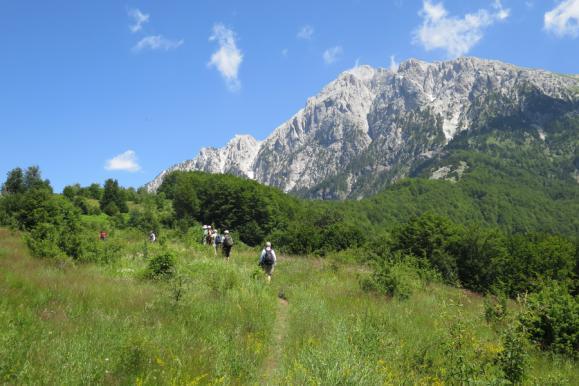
[360,260,422,300]
[128,208,160,234]
[100,179,128,214]
[484,292,508,323]
[497,324,529,384]
[145,252,176,280]
[454,227,508,293]
[102,201,119,216]
[442,318,480,384]
[393,212,460,283]
[80,236,123,264]
[25,223,63,258]
[519,283,578,356]
[23,194,84,260]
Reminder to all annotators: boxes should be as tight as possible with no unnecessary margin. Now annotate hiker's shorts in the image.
[263,264,274,276]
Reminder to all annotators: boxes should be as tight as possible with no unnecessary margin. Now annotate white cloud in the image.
[323,46,343,64]
[105,150,141,172]
[128,8,150,33]
[423,0,447,21]
[297,25,314,40]
[389,55,399,72]
[544,0,579,38]
[132,35,184,52]
[492,0,510,20]
[413,0,510,58]
[208,23,243,91]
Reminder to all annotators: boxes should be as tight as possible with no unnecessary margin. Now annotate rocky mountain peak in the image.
[146,57,579,197]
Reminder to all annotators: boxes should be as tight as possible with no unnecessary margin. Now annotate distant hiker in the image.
[202,225,209,244]
[259,241,277,283]
[99,230,108,241]
[205,227,217,255]
[149,230,156,243]
[222,230,233,260]
[215,230,224,253]
[205,226,213,246]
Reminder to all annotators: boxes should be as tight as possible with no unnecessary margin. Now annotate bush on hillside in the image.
[519,282,578,356]
[15,194,85,259]
[72,196,101,215]
[100,179,128,215]
[360,259,422,300]
[393,212,460,283]
[102,201,120,216]
[80,237,123,264]
[128,208,160,234]
[496,235,577,296]
[26,223,64,258]
[497,324,529,384]
[145,252,176,280]
[453,227,508,293]
[0,167,85,260]
[271,208,367,256]
[483,292,509,323]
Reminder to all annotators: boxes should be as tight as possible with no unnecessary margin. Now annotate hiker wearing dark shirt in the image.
[222,230,233,260]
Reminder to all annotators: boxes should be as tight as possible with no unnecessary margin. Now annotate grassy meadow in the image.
[0,227,577,385]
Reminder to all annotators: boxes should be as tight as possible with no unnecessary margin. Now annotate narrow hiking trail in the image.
[260,296,289,384]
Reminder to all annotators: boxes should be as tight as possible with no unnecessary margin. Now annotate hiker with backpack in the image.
[205,226,214,246]
[222,230,233,260]
[214,230,223,254]
[208,227,218,256]
[259,241,277,283]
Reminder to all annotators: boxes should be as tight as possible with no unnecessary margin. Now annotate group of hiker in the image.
[202,225,277,282]
[99,225,277,283]
[202,225,234,259]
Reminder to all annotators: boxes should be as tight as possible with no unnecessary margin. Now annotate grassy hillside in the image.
[1,228,577,384]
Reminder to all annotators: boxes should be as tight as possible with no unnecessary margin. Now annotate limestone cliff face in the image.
[147,57,579,198]
[145,135,261,192]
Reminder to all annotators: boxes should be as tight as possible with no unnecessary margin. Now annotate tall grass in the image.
[0,229,275,384]
[1,228,577,384]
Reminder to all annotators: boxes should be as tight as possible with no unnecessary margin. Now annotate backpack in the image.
[263,249,275,265]
[215,234,223,244]
[223,235,233,247]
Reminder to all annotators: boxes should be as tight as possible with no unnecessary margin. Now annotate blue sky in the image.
[1,0,578,192]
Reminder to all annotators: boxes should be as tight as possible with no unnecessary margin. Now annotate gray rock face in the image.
[146,135,261,192]
[147,57,579,197]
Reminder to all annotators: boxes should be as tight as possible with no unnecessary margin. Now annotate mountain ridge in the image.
[146,57,579,198]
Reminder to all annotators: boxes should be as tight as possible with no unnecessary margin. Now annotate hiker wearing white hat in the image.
[259,242,277,283]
